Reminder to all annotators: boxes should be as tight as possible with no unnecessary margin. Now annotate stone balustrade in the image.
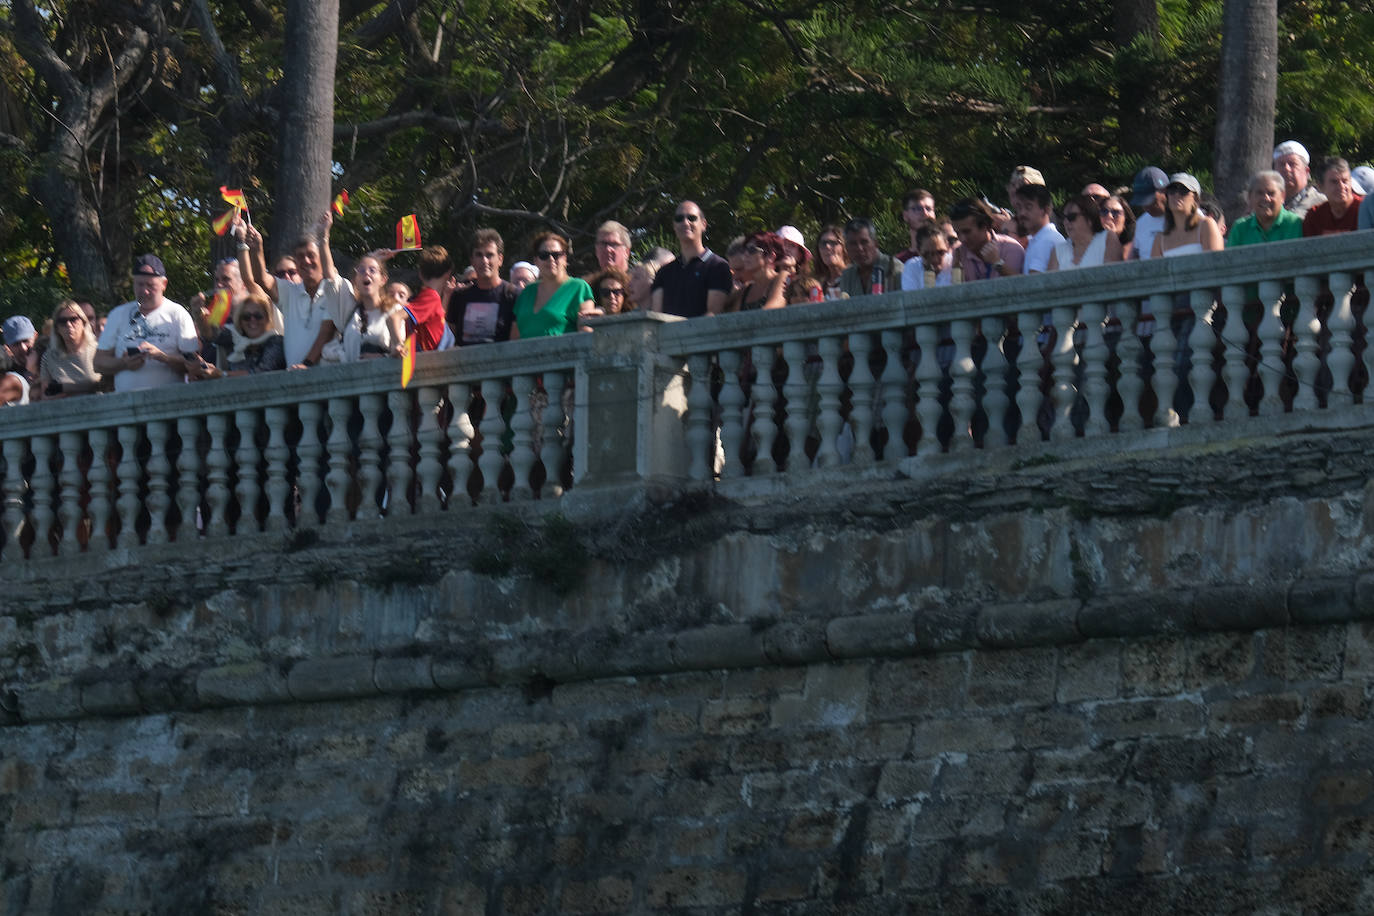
[2,231,1371,564]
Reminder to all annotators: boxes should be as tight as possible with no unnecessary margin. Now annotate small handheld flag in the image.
[395,214,421,251]
[220,186,248,211]
[211,208,236,236]
[400,336,416,388]
[332,190,349,217]
[208,289,233,327]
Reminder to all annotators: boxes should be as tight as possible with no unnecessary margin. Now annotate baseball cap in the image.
[1272,140,1310,165]
[1010,166,1045,186]
[775,225,812,264]
[1351,165,1374,196]
[133,254,167,277]
[1131,167,1168,208]
[2,315,36,344]
[1166,173,1202,196]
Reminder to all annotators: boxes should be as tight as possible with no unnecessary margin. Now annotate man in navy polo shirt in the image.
[651,200,732,318]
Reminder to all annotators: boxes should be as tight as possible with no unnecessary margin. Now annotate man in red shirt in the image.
[405,246,455,351]
[1303,157,1364,237]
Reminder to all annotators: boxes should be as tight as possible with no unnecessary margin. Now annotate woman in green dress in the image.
[510,231,594,338]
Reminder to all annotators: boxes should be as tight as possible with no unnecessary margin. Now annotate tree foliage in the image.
[0,0,1371,318]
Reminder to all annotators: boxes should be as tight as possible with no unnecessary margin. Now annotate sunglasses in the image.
[598,287,626,297]
[1063,211,1082,223]
[57,315,85,325]
[536,249,565,260]
[673,213,700,223]
[241,312,268,321]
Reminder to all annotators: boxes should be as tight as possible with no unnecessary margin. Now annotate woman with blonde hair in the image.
[38,300,104,398]
[205,291,286,376]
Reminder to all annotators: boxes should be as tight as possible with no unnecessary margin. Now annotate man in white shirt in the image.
[240,212,350,368]
[94,254,202,392]
[1130,166,1169,260]
[1013,183,1063,274]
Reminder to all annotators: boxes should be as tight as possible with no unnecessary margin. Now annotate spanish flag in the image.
[220,186,248,211]
[395,214,421,251]
[400,336,416,388]
[332,189,349,217]
[211,208,236,236]
[208,289,233,327]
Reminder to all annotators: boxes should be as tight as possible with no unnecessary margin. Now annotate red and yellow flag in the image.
[220,186,248,211]
[208,289,233,327]
[395,214,421,251]
[211,208,236,236]
[400,336,416,388]
[332,189,349,217]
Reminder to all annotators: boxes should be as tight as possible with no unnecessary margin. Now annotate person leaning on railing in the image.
[38,300,106,398]
[511,231,594,337]
[194,292,286,379]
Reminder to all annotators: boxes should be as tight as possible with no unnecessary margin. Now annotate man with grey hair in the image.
[1273,140,1326,218]
[594,220,631,273]
[1227,171,1303,248]
[1303,157,1364,237]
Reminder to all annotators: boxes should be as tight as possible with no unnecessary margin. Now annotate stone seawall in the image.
[4,418,1374,913]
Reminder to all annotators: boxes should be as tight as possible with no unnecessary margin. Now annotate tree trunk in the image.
[1214,0,1278,221]
[272,0,340,253]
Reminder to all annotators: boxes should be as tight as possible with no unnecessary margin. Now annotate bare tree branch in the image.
[334,111,478,139]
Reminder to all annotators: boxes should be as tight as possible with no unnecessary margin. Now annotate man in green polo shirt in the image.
[1228,170,1304,248]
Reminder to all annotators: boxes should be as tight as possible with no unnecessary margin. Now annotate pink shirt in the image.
[954,233,1025,281]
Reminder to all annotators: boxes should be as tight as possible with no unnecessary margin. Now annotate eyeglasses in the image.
[819,238,843,248]
[240,312,268,322]
[274,268,299,279]
[598,287,626,298]
[536,249,565,260]
[673,213,700,223]
[745,245,765,256]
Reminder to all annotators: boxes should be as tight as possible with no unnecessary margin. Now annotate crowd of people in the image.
[2,140,1370,407]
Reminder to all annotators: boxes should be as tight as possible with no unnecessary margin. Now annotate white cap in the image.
[776,225,806,248]
[510,260,539,279]
[1273,140,1310,164]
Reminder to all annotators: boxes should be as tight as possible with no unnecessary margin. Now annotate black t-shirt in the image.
[651,250,732,318]
[446,281,517,346]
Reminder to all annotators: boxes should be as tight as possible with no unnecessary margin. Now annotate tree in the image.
[1214,0,1277,220]
[272,0,339,247]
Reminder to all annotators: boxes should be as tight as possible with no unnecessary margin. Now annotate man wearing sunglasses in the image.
[651,201,732,318]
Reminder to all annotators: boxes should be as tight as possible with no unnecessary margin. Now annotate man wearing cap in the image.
[1130,166,1169,260]
[895,189,937,263]
[1273,141,1326,219]
[94,255,202,392]
[1,315,37,381]
[1302,157,1364,237]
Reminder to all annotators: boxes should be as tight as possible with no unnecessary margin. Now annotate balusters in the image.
[1115,300,1145,432]
[750,346,778,474]
[879,329,908,462]
[264,407,290,531]
[446,383,475,506]
[540,372,567,497]
[143,421,171,545]
[204,414,231,537]
[1186,288,1217,423]
[1,438,25,559]
[1327,271,1356,404]
[780,342,811,471]
[27,435,54,556]
[87,428,112,551]
[325,398,353,524]
[979,317,1010,449]
[414,386,445,512]
[947,320,976,451]
[847,333,876,465]
[1079,303,1109,437]
[1015,309,1043,443]
[176,417,203,541]
[475,379,506,502]
[508,376,535,500]
[717,350,747,478]
[387,389,415,512]
[296,401,324,527]
[58,430,84,553]
[1291,275,1322,412]
[686,355,715,481]
[1255,279,1286,416]
[1218,285,1250,420]
[115,424,142,549]
[1049,306,1078,441]
[1148,293,1179,428]
[814,336,844,467]
[235,409,263,533]
[913,324,942,454]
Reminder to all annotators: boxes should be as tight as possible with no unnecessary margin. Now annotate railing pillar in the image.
[570,312,690,494]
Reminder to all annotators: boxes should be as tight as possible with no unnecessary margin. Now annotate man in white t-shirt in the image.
[94,254,202,392]
[1013,183,1063,274]
[1130,166,1169,260]
[240,212,351,368]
